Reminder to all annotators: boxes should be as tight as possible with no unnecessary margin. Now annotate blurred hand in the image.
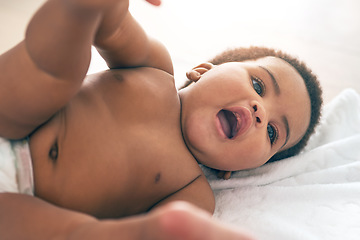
[145,0,161,6]
[144,201,256,240]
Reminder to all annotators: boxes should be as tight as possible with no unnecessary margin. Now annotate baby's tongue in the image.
[217,110,231,138]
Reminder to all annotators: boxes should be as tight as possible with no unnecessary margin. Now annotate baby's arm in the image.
[0,0,167,140]
[0,193,97,239]
[0,0,105,139]
[0,193,254,240]
[0,192,158,240]
[93,1,173,74]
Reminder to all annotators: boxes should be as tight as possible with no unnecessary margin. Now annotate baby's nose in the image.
[251,101,266,127]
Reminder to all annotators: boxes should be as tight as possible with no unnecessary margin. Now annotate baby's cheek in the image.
[246,140,270,166]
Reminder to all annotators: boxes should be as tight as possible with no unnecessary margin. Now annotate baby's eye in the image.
[267,124,278,145]
[252,77,265,96]
[49,142,58,162]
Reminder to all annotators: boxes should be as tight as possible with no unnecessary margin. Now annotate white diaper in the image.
[0,137,34,195]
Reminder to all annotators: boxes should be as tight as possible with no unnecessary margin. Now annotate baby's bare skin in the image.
[0,1,224,238]
[0,0,311,238]
[30,67,214,218]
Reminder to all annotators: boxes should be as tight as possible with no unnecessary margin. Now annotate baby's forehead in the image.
[249,57,303,84]
[246,56,287,67]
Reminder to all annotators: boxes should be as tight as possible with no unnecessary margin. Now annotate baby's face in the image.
[179,57,311,171]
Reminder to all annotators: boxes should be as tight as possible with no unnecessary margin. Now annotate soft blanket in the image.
[202,89,360,239]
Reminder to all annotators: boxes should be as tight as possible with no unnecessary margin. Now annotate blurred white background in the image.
[1,0,360,103]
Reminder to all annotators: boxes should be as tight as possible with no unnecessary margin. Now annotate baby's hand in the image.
[64,0,160,12]
[145,0,161,6]
[146,201,256,240]
[67,201,255,240]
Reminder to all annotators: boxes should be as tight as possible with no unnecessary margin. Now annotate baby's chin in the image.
[196,156,229,171]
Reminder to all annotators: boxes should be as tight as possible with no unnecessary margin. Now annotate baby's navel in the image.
[154,173,161,183]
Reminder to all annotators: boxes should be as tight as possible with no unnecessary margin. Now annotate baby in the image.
[0,0,322,239]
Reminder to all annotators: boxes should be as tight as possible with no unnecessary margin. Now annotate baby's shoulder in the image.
[89,67,176,97]
[156,170,215,214]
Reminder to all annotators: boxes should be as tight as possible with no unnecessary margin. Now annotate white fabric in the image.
[201,88,360,240]
[0,137,34,195]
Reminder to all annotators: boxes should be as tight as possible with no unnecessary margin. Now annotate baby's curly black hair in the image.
[181,46,323,162]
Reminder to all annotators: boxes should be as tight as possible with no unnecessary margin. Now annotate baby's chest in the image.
[111,140,202,216]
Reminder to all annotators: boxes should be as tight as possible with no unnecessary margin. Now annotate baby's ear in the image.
[186,62,214,82]
[217,170,232,180]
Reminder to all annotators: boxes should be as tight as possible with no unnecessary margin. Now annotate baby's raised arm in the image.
[0,0,99,139]
[0,0,171,139]
[94,1,173,73]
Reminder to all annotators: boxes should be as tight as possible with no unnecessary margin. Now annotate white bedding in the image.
[201,88,360,239]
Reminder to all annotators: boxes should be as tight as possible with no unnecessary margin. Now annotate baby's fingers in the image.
[145,0,161,6]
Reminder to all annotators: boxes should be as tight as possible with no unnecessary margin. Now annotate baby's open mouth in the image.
[217,109,240,139]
